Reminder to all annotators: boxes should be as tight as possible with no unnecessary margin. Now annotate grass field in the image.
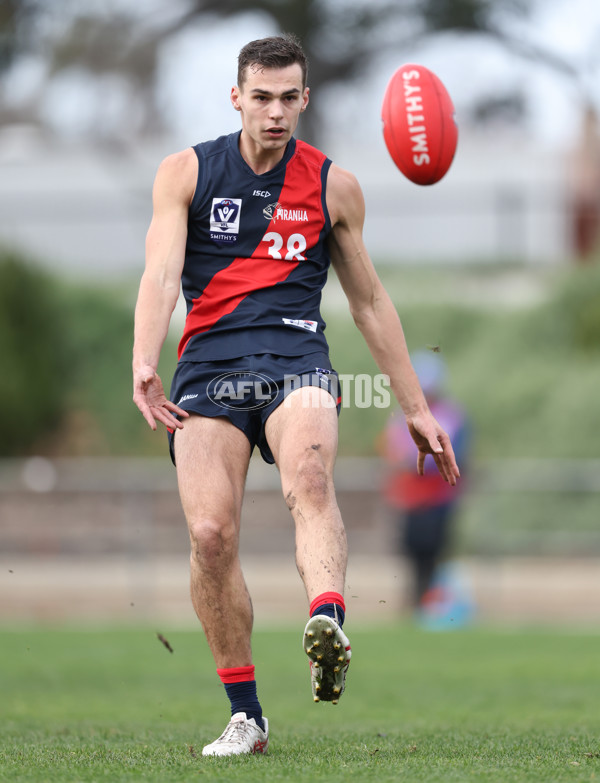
[2,625,600,782]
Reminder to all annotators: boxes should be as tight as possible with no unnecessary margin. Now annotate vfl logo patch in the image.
[210,197,242,245]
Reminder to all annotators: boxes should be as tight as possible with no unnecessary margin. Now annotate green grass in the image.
[2,626,600,781]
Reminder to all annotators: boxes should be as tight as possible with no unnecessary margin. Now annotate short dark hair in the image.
[237,34,308,89]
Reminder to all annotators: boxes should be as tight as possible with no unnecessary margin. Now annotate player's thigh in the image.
[265,386,339,487]
[174,414,252,526]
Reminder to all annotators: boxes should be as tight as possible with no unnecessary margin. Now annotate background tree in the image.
[0,250,69,455]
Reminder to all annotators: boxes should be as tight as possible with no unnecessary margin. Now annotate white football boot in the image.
[303,615,351,704]
[201,712,269,757]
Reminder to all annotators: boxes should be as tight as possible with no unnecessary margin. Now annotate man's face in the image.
[231,63,309,151]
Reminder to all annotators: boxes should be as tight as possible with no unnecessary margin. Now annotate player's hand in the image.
[132,365,189,431]
[407,414,460,485]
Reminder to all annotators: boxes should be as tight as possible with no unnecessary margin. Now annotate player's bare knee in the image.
[188,516,238,563]
[285,447,334,512]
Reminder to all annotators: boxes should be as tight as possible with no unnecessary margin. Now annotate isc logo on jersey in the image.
[210,197,242,245]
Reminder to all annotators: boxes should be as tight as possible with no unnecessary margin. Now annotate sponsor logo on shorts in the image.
[207,371,277,411]
[210,197,242,245]
[177,393,198,405]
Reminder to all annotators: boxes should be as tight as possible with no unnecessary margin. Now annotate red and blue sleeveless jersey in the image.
[178,131,333,361]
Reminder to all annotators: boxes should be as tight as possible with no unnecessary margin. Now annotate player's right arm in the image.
[132,148,197,430]
[326,163,459,485]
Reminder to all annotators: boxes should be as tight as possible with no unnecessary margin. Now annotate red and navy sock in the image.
[217,665,264,732]
[310,591,346,627]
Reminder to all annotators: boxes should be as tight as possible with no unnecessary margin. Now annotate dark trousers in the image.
[399,504,453,607]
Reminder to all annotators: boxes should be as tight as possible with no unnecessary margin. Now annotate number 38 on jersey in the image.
[262,231,307,261]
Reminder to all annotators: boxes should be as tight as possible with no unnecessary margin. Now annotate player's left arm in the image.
[326,164,459,485]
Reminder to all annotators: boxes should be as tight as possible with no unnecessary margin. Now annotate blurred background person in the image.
[569,104,600,262]
[380,351,470,621]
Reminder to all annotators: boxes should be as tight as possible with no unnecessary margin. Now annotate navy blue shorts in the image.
[167,352,341,465]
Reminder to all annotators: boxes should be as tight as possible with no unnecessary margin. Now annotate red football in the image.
[381,63,458,185]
